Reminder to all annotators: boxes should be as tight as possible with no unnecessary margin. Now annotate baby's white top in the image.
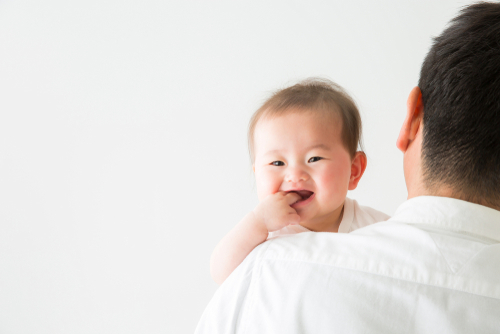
[268,197,389,238]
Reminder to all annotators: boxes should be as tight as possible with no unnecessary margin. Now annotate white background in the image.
[0,1,476,333]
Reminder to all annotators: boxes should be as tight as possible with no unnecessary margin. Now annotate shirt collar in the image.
[390,196,500,242]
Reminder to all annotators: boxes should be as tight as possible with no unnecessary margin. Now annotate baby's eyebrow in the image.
[262,144,331,156]
[307,144,331,151]
[262,149,281,156]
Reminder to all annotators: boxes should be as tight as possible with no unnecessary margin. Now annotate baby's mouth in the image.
[289,190,314,204]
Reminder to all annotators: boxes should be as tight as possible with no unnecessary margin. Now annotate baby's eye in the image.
[308,156,323,163]
[271,161,285,166]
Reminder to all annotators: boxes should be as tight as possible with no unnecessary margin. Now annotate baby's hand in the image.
[252,192,301,232]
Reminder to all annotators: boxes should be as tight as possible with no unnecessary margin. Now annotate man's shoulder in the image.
[197,219,500,334]
[263,220,500,299]
[264,221,422,264]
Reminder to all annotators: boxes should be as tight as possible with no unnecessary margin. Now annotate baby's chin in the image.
[298,207,345,231]
[294,211,315,226]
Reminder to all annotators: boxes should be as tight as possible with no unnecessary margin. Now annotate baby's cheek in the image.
[255,173,280,200]
[320,168,349,197]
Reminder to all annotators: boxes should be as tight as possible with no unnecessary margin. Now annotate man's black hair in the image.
[419,1,500,207]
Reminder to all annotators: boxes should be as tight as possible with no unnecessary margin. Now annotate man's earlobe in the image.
[397,87,423,152]
[348,152,367,191]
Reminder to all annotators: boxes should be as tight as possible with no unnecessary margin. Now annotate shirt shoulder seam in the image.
[263,257,500,301]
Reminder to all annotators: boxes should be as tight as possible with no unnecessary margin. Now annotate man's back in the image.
[196,196,500,333]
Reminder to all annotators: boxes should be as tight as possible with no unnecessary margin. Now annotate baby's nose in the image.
[285,168,309,183]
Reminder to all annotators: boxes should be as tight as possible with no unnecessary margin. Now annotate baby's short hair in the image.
[248,78,363,162]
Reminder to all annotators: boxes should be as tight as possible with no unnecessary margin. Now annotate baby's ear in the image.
[348,152,367,190]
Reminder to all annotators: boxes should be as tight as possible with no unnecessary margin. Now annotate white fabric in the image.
[268,197,390,238]
[196,196,500,334]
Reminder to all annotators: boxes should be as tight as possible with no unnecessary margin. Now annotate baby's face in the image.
[253,111,354,230]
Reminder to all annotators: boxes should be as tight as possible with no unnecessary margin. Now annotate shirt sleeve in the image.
[350,199,391,232]
[195,242,267,334]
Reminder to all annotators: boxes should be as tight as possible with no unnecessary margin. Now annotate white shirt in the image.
[196,196,500,334]
[268,197,390,238]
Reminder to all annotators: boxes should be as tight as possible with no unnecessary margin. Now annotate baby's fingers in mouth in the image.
[287,190,314,204]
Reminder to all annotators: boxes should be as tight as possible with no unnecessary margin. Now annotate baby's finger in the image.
[284,192,301,205]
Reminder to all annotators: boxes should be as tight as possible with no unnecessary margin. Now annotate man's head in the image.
[398,2,500,209]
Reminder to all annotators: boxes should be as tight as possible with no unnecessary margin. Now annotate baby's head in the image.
[249,78,367,231]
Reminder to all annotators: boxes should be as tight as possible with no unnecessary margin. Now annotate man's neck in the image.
[409,184,500,211]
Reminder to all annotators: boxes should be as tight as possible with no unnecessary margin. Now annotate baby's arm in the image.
[210,211,267,285]
[210,192,301,285]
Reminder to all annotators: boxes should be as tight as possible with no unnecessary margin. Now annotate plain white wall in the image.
[0,0,477,333]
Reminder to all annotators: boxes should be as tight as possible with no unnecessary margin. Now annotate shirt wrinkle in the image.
[196,196,500,334]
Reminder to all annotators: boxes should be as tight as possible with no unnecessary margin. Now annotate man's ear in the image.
[397,86,423,153]
[348,152,367,191]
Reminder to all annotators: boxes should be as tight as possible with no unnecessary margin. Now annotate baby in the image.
[210,78,389,284]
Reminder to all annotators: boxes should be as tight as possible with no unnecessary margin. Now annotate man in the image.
[196,2,500,333]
